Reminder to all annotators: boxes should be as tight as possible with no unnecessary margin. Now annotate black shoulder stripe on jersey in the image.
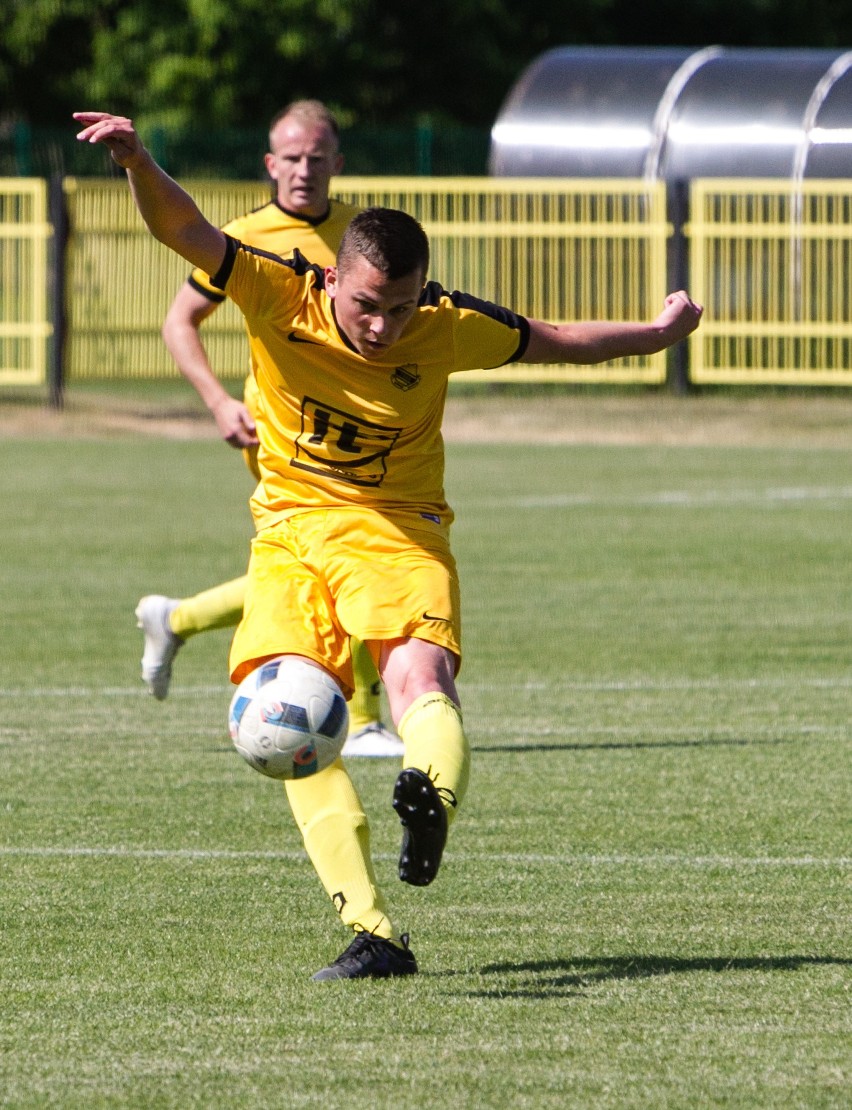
[209,237,327,291]
[209,234,240,289]
[187,274,226,302]
[285,248,327,288]
[509,315,530,362]
[418,280,531,363]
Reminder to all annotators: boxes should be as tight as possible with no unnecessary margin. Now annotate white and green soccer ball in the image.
[228,656,348,780]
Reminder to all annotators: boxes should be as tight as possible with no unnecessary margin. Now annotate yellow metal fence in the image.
[65,176,670,384]
[7,176,852,389]
[0,178,52,385]
[689,179,852,386]
[336,178,670,383]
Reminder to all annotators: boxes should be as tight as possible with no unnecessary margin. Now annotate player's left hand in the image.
[655,290,703,342]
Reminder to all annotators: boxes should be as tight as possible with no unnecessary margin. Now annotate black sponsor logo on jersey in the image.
[294,397,401,487]
[391,364,420,391]
[288,330,322,345]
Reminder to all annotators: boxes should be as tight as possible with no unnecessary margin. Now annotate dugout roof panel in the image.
[490,46,852,182]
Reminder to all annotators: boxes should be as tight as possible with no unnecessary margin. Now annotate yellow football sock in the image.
[285,759,397,940]
[169,575,247,639]
[398,692,469,825]
[347,638,383,732]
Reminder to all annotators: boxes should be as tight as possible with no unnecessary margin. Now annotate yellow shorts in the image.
[229,507,462,695]
[243,444,260,482]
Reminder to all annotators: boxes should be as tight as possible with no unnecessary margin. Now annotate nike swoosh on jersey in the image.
[288,331,322,345]
[422,612,452,623]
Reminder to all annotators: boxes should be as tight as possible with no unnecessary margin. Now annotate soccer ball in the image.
[228,656,349,780]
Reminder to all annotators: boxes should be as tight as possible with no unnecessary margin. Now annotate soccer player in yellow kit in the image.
[76,110,702,980]
[134,99,401,757]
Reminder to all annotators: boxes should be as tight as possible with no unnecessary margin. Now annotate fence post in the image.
[48,173,68,409]
[14,121,33,176]
[416,118,433,176]
[667,178,690,394]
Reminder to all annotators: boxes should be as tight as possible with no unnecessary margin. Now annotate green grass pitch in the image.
[1,418,850,1108]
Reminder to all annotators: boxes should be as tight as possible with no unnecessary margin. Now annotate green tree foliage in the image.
[3,0,852,131]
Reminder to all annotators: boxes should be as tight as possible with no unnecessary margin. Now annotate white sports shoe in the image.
[341,722,404,758]
[135,595,183,700]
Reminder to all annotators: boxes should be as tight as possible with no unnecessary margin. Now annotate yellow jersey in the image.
[186,197,362,421]
[213,237,530,528]
[188,198,361,298]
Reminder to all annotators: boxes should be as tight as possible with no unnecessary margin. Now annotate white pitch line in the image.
[0,685,232,698]
[466,676,852,692]
[0,846,848,868]
[2,676,852,699]
[469,485,852,511]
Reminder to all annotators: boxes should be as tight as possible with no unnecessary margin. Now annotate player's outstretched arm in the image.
[162,283,258,448]
[521,290,703,365]
[73,112,226,278]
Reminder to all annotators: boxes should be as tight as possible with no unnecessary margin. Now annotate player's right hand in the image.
[73,112,146,168]
[212,395,259,449]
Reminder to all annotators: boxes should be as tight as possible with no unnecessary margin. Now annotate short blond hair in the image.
[269,100,340,143]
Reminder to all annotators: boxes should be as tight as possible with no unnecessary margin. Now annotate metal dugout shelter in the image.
[489,45,852,183]
[490,46,852,386]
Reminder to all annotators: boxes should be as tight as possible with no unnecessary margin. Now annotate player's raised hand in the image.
[654,290,703,343]
[74,109,226,274]
[73,112,147,169]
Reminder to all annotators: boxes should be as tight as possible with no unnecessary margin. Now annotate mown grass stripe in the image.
[2,845,848,867]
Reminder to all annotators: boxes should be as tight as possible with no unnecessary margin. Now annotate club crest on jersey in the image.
[391,364,420,391]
